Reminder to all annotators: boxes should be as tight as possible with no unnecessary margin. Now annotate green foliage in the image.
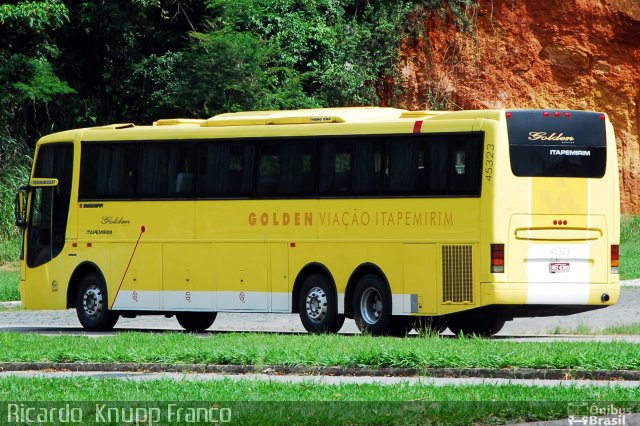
[122,30,296,121]
[0,0,417,136]
[206,0,414,107]
[622,215,640,244]
[120,0,415,120]
[419,0,478,34]
[0,2,72,111]
[0,0,68,32]
[620,216,640,280]
[110,0,417,123]
[0,270,20,302]
[0,129,30,241]
[0,166,29,241]
[0,1,74,167]
[621,242,640,281]
[0,240,21,265]
[11,57,75,103]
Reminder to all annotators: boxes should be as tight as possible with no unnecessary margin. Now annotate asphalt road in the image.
[1,286,639,338]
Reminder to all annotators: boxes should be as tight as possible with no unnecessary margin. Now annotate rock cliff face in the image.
[386,0,640,213]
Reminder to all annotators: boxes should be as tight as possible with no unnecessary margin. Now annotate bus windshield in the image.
[507,110,606,178]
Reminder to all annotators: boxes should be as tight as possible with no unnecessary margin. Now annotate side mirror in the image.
[14,185,29,229]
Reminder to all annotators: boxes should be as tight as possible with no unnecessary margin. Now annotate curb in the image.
[1,362,640,381]
[0,301,21,309]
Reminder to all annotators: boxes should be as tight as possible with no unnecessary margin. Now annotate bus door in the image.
[22,143,74,308]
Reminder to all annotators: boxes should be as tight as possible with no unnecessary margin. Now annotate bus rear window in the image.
[507,110,606,178]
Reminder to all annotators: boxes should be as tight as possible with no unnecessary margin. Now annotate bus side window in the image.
[352,140,380,193]
[257,144,281,194]
[173,145,195,195]
[386,138,422,193]
[198,143,228,195]
[319,139,381,195]
[319,143,336,193]
[81,144,138,199]
[426,139,448,194]
[227,145,246,193]
[279,141,315,194]
[138,144,167,195]
[136,143,194,197]
[197,142,254,196]
[333,146,353,192]
[449,137,482,195]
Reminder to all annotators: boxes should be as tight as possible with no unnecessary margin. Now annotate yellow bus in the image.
[14,107,620,336]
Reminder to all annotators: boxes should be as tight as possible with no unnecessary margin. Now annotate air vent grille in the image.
[442,245,474,303]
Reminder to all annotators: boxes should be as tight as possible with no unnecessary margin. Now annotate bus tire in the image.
[75,272,119,331]
[447,316,505,337]
[176,312,217,332]
[298,273,345,333]
[353,274,394,336]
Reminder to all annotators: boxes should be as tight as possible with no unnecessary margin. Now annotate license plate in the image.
[549,262,570,273]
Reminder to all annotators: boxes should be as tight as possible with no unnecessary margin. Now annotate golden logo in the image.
[528,131,575,142]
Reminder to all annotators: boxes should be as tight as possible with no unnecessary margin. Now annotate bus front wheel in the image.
[75,273,119,331]
[298,274,345,333]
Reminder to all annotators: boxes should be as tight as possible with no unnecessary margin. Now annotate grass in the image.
[1,332,640,371]
[621,215,640,243]
[549,323,640,336]
[621,215,640,280]
[0,378,637,425]
[621,242,640,280]
[0,270,20,302]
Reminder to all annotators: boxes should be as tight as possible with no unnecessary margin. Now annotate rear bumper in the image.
[481,281,620,306]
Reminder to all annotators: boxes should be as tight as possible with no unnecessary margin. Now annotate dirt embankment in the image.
[384,0,640,213]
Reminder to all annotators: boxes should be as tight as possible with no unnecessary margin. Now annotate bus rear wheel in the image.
[75,273,119,331]
[447,316,505,337]
[353,274,395,336]
[298,273,345,333]
[176,312,217,332]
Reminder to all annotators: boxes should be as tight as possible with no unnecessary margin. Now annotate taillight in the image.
[491,244,504,273]
[611,245,619,274]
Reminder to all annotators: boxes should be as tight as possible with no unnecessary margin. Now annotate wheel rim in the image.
[82,284,104,320]
[305,286,328,323]
[360,287,383,325]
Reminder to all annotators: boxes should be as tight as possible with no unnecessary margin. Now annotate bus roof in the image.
[201,107,438,126]
[38,108,587,144]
